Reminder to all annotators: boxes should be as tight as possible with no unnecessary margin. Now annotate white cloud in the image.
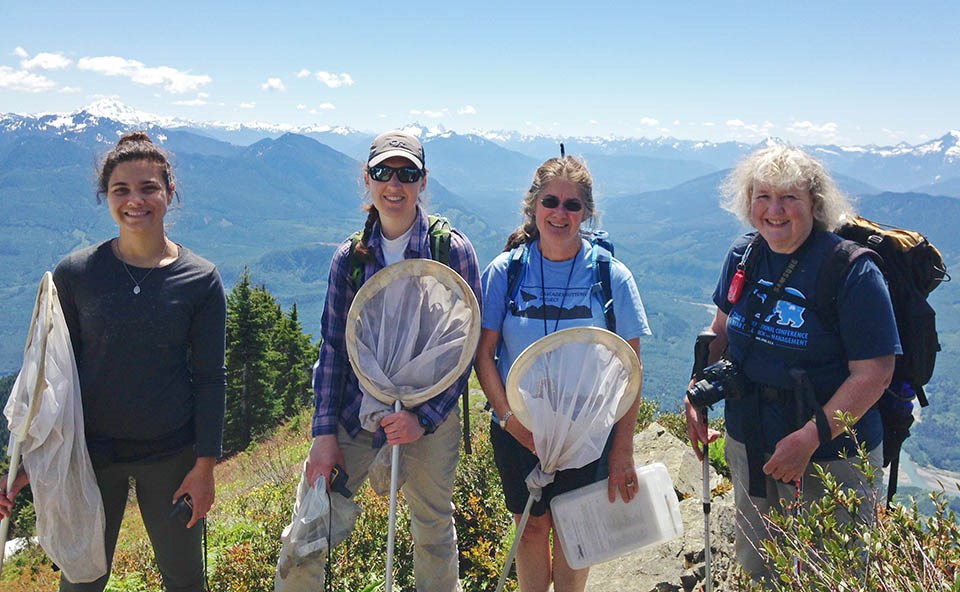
[457,105,477,115]
[296,104,307,110]
[239,101,256,109]
[77,56,211,93]
[59,86,81,94]
[20,51,72,70]
[15,47,72,71]
[296,69,311,78]
[0,66,56,92]
[726,119,775,136]
[174,92,209,106]
[409,108,448,119]
[638,117,659,127]
[313,71,354,88]
[787,120,839,139]
[260,77,286,91]
[317,102,335,111]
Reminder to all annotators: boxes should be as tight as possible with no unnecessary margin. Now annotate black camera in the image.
[329,464,352,498]
[168,494,194,525]
[686,359,745,409]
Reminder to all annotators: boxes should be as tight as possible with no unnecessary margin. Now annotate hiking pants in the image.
[326,409,463,592]
[60,447,203,592]
[725,436,882,585]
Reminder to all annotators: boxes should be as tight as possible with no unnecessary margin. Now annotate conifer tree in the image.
[224,268,281,454]
[271,303,316,418]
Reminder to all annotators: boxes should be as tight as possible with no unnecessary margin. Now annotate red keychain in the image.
[727,267,745,304]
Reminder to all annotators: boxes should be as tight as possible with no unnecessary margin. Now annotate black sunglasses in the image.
[368,164,424,183]
[540,195,584,212]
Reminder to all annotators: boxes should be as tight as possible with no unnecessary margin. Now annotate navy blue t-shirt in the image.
[712,231,901,460]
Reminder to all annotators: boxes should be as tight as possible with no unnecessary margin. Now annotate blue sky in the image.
[1,0,957,145]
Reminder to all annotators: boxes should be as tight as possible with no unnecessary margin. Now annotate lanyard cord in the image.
[538,250,577,336]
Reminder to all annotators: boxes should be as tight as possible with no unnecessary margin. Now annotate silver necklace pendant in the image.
[133,285,141,295]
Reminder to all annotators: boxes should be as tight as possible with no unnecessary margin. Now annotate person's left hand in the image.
[606,441,638,503]
[173,457,216,529]
[380,410,425,445]
[763,423,819,484]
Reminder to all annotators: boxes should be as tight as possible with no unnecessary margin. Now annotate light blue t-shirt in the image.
[481,239,651,383]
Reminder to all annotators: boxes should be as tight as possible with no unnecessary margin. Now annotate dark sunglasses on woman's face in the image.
[540,195,583,212]
[367,164,424,183]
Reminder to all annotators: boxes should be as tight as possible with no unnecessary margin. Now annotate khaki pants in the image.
[725,436,882,585]
[281,410,462,592]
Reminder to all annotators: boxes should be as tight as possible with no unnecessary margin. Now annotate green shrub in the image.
[748,414,960,591]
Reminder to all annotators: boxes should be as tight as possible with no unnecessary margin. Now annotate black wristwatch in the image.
[417,413,436,435]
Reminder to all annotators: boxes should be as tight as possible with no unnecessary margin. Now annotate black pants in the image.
[60,447,203,592]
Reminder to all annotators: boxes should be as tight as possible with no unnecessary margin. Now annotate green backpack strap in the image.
[426,214,452,266]
[348,214,450,291]
[346,229,365,292]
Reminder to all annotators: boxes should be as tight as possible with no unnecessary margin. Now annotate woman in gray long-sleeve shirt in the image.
[1,131,226,592]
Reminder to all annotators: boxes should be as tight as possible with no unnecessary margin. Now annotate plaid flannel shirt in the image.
[311,207,481,447]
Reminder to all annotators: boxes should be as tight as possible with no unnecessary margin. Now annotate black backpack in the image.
[820,216,949,503]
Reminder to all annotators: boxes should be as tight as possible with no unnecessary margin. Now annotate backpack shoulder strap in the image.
[590,244,616,332]
[347,229,365,292]
[814,238,881,330]
[427,214,452,266]
[505,243,529,314]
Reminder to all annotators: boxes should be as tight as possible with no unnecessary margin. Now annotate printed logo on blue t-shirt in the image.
[514,285,592,321]
[729,279,810,350]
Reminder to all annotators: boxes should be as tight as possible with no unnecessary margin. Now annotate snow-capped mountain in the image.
[2,100,960,194]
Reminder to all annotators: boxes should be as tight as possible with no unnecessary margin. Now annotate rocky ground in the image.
[585,424,740,592]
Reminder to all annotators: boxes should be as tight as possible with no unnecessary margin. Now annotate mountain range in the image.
[1,100,958,469]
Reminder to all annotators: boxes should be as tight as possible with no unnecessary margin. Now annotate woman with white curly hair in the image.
[683,145,900,584]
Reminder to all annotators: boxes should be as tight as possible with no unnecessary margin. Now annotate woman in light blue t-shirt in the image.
[475,154,650,592]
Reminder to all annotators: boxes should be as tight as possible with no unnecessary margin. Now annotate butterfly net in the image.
[506,327,641,499]
[346,259,480,411]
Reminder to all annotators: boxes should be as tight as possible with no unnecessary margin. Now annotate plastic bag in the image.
[274,464,361,591]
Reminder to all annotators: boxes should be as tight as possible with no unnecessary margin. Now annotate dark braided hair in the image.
[351,205,381,263]
[503,156,595,251]
[97,131,178,203]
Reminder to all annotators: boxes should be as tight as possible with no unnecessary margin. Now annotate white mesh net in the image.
[505,327,641,499]
[346,259,480,412]
[3,272,106,582]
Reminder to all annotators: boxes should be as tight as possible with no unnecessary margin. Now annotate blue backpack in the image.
[504,230,617,332]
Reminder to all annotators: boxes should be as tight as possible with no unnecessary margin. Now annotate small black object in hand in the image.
[168,494,194,525]
[329,464,352,498]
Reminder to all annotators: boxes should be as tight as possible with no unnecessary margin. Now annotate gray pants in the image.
[60,447,203,592]
[725,436,882,584]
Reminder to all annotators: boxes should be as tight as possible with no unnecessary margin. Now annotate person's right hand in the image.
[0,468,29,519]
[503,415,536,455]
[684,392,721,461]
[305,435,345,491]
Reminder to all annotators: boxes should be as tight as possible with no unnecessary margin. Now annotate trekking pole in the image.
[690,330,716,592]
[789,368,813,579]
[384,399,402,592]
